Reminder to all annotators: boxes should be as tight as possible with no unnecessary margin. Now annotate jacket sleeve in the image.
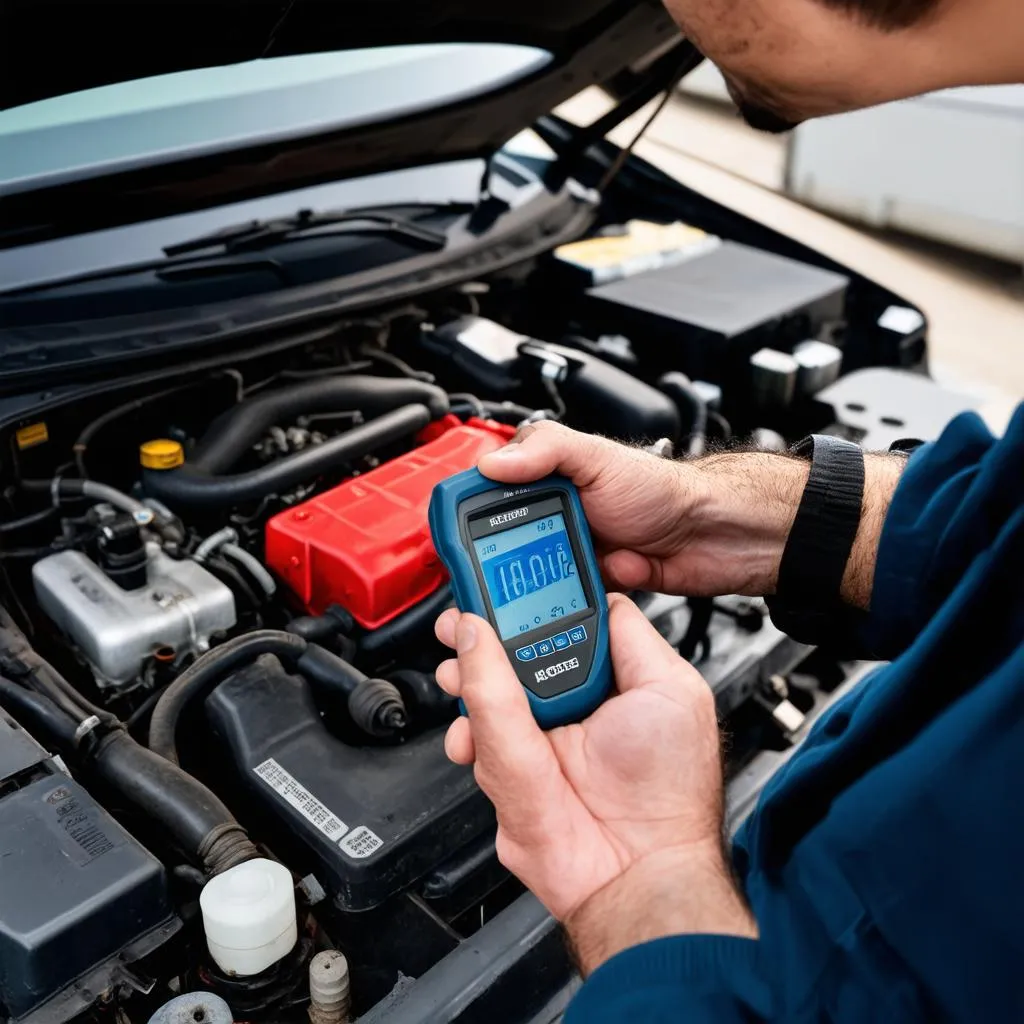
[564,936,771,1023]
[767,403,1024,660]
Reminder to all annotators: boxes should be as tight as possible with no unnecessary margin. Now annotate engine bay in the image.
[0,212,946,1023]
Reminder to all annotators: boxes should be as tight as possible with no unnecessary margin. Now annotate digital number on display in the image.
[474,514,589,639]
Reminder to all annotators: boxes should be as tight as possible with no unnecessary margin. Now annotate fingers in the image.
[601,549,660,591]
[435,658,461,697]
[452,614,556,789]
[435,610,462,696]
[434,606,458,649]
[606,593,700,694]
[444,716,475,764]
[478,421,610,488]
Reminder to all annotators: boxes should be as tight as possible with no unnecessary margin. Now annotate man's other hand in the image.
[434,595,756,971]
[478,420,809,598]
[479,420,903,609]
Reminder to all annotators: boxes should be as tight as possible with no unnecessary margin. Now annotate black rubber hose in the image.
[192,375,449,474]
[149,630,308,764]
[0,679,254,875]
[0,676,80,748]
[286,605,355,643]
[297,646,407,736]
[142,403,431,509]
[0,606,118,727]
[388,669,459,730]
[358,583,454,659]
[91,729,257,875]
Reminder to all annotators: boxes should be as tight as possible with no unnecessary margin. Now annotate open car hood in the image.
[0,0,683,244]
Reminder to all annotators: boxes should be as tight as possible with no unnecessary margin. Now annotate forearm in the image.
[565,842,757,977]
[686,451,904,609]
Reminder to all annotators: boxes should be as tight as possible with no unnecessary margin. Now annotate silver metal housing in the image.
[33,543,236,688]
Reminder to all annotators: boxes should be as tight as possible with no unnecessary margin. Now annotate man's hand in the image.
[434,595,756,973]
[478,420,903,608]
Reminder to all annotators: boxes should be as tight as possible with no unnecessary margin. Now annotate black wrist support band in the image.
[775,434,866,608]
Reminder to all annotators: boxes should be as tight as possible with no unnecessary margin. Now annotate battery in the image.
[265,419,513,629]
[582,240,849,383]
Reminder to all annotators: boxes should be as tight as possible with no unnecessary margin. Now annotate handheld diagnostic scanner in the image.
[428,468,611,729]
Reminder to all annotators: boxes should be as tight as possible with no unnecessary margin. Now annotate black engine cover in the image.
[205,657,494,911]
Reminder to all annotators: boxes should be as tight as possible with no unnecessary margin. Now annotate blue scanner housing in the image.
[429,467,611,729]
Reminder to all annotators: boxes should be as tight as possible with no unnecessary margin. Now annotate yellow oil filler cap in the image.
[140,439,185,470]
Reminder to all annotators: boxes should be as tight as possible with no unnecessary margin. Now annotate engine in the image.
[0,244,936,1023]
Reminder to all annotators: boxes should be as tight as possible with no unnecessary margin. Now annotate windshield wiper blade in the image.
[163,205,454,258]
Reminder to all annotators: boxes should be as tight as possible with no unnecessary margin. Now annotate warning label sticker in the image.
[253,759,348,842]
[44,785,121,865]
[339,825,384,859]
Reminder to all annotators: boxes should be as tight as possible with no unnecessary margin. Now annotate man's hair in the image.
[820,0,944,29]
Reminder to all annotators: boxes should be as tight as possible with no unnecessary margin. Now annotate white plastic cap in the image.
[199,858,297,976]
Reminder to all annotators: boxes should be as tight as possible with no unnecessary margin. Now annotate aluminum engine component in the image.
[32,542,236,688]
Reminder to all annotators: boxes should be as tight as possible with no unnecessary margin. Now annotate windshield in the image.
[0,44,550,190]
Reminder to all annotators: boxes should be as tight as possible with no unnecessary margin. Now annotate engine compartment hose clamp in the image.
[73,714,102,745]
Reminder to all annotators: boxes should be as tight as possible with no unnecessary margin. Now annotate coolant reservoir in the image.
[199,858,297,976]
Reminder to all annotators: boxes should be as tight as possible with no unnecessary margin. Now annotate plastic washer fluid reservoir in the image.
[199,858,297,976]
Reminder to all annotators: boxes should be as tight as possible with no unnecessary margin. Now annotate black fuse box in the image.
[205,657,495,911]
[582,240,849,383]
[0,712,174,1022]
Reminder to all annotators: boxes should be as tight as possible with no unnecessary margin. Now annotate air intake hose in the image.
[143,404,431,509]
[90,729,258,876]
[192,376,449,474]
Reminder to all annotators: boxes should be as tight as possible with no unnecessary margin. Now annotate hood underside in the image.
[0,1,684,245]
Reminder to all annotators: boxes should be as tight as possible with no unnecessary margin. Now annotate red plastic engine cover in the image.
[265,417,515,628]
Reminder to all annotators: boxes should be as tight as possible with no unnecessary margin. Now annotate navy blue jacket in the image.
[566,404,1024,1023]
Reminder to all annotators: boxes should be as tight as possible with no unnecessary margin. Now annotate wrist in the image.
[685,450,904,605]
[840,453,905,608]
[564,841,757,977]
[686,453,810,596]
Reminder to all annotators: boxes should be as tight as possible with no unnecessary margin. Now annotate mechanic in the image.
[432,1,1024,1018]
[434,402,1024,1021]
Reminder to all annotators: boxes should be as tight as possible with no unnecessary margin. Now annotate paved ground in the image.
[557,89,1023,433]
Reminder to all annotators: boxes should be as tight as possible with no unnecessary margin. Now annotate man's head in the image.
[662,0,1024,129]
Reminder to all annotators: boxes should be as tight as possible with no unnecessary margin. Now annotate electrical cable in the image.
[599,86,678,194]
[72,381,199,479]
[0,505,58,535]
[358,346,436,383]
[540,377,567,420]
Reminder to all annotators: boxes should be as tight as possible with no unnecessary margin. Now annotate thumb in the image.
[606,593,700,694]
[478,421,610,488]
[455,614,555,789]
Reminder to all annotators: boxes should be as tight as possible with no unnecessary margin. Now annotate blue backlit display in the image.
[473,513,589,640]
